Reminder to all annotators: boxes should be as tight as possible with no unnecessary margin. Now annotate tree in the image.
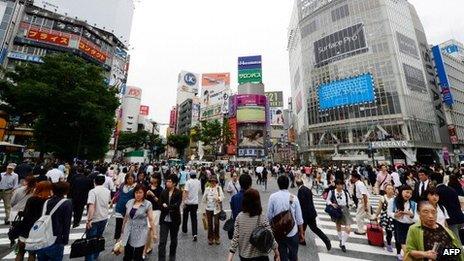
[167,134,190,158]
[117,131,165,159]
[0,53,120,160]
[194,119,233,158]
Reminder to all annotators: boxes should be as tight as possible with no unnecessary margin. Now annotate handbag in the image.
[270,195,295,240]
[217,187,227,221]
[8,211,24,241]
[324,190,344,220]
[223,217,235,239]
[70,232,105,258]
[202,214,208,231]
[112,240,124,256]
[249,215,274,253]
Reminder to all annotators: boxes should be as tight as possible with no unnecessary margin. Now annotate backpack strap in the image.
[344,190,349,206]
[330,189,336,204]
[48,199,67,216]
[41,199,50,216]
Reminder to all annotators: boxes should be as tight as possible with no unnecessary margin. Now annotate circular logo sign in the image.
[184,73,197,86]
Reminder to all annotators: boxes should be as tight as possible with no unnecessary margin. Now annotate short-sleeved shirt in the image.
[87,185,111,222]
[184,179,201,205]
[46,168,64,183]
[355,180,369,199]
[423,225,458,261]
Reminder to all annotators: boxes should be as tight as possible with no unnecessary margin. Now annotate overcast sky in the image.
[127,0,464,134]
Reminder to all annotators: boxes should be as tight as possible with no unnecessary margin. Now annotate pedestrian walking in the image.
[267,175,304,261]
[388,185,417,260]
[45,164,65,183]
[201,175,224,245]
[182,171,201,241]
[10,176,36,224]
[120,184,156,261]
[230,174,252,220]
[227,188,280,261]
[146,173,163,252]
[405,201,464,261]
[296,178,331,250]
[218,166,226,190]
[351,172,371,235]
[0,163,19,225]
[158,174,182,261]
[412,169,431,202]
[178,166,188,191]
[424,187,449,227]
[226,172,241,197]
[436,182,464,243]
[68,164,93,228]
[114,173,136,240]
[375,165,392,196]
[325,179,353,252]
[85,175,111,261]
[35,181,73,261]
[14,181,53,261]
[373,184,395,252]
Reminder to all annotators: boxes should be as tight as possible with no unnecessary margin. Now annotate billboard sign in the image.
[432,46,454,106]
[125,87,142,99]
[396,32,419,59]
[201,73,230,107]
[79,40,107,62]
[235,94,267,107]
[238,55,262,71]
[178,71,200,94]
[200,104,222,120]
[7,51,43,63]
[169,107,177,129]
[318,73,375,110]
[270,108,285,126]
[238,69,262,85]
[442,44,460,54]
[314,23,368,67]
[27,29,70,47]
[237,106,266,123]
[403,63,427,93]
[139,105,149,116]
[238,148,266,157]
[265,91,284,107]
[238,127,265,148]
[227,118,237,155]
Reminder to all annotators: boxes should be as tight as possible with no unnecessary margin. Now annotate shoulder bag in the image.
[250,215,274,253]
[270,195,295,240]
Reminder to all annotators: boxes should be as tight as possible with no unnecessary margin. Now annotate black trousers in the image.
[158,222,180,261]
[114,217,123,240]
[182,204,198,236]
[123,244,144,261]
[240,256,269,261]
[303,218,330,244]
[72,200,85,226]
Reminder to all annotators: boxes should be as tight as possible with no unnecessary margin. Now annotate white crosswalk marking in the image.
[310,195,396,260]
[0,205,113,260]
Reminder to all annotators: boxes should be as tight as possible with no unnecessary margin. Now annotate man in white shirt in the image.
[182,172,201,241]
[0,163,18,224]
[46,164,65,183]
[86,175,111,261]
[351,172,371,235]
[390,166,402,190]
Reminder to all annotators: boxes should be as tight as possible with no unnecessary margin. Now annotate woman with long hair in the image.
[201,176,224,245]
[15,181,53,261]
[425,187,449,227]
[10,176,37,222]
[227,188,279,261]
[114,173,136,240]
[388,185,418,260]
[373,184,396,252]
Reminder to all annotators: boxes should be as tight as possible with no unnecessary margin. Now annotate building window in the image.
[332,4,349,22]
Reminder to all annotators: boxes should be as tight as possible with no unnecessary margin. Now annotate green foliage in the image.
[118,130,165,159]
[0,53,120,160]
[193,119,233,157]
[167,134,190,157]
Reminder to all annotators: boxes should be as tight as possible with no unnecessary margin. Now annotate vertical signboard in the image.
[169,107,177,129]
[432,46,454,106]
[201,73,231,120]
[227,118,237,155]
[139,105,149,116]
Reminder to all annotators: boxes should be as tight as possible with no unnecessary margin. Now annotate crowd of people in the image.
[1,159,464,260]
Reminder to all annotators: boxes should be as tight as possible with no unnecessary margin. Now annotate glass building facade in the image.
[288,0,444,164]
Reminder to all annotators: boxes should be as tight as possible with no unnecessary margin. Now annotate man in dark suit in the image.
[436,182,464,244]
[159,174,182,261]
[413,169,431,202]
[296,179,331,251]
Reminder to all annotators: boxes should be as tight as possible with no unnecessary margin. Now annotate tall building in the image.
[288,0,444,164]
[431,40,464,162]
[120,86,142,133]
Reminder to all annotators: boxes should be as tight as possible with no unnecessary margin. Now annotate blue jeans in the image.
[36,244,65,261]
[85,219,107,261]
[277,234,299,261]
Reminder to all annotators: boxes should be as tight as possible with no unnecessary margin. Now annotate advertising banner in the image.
[235,94,267,107]
[227,118,237,155]
[237,148,266,157]
[442,44,460,54]
[318,73,375,110]
[403,63,427,93]
[237,106,266,123]
[432,46,454,106]
[191,103,200,127]
[270,108,285,126]
[238,69,262,85]
[27,29,70,47]
[178,71,200,94]
[139,105,149,116]
[200,104,222,120]
[7,51,43,63]
[265,91,284,107]
[201,73,231,107]
[238,127,265,148]
[314,23,368,67]
[125,87,142,99]
[238,55,262,71]
[169,107,177,129]
[396,32,419,59]
[79,39,107,62]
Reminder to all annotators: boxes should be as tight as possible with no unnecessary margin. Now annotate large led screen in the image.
[318,74,375,110]
[237,106,266,123]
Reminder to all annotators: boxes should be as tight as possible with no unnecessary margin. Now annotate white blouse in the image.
[326,189,351,207]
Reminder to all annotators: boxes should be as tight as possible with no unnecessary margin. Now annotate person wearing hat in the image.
[201,175,224,245]
[0,163,19,224]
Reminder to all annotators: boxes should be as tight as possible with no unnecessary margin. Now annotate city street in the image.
[0,176,394,260]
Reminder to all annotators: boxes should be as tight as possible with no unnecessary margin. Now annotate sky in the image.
[127,0,464,134]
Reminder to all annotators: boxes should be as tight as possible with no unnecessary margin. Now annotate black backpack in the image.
[249,215,274,253]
